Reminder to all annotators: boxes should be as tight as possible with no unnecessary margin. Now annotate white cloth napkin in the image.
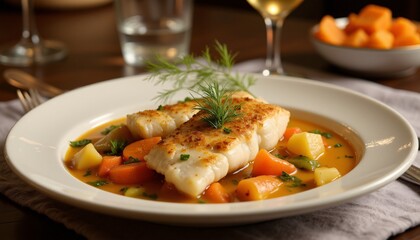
[0,60,419,240]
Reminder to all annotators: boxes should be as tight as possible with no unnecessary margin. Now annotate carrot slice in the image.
[236,175,281,201]
[283,127,302,141]
[108,162,156,185]
[97,156,122,178]
[251,149,297,176]
[122,137,161,161]
[203,182,230,203]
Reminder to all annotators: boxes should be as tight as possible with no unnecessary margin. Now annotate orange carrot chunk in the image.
[283,127,302,141]
[108,162,156,185]
[203,182,230,203]
[122,137,161,161]
[236,175,282,201]
[97,156,122,178]
[251,149,297,177]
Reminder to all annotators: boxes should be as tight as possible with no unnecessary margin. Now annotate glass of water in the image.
[114,0,193,66]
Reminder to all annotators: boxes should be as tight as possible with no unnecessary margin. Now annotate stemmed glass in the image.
[247,0,303,76]
[0,0,67,66]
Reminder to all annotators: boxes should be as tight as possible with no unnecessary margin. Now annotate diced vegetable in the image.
[97,156,122,178]
[94,125,134,153]
[314,167,341,186]
[351,4,392,34]
[287,156,320,171]
[72,143,103,170]
[251,149,297,176]
[203,182,230,203]
[343,29,369,47]
[316,15,346,45]
[236,175,282,201]
[124,187,145,197]
[367,30,394,49]
[108,162,156,185]
[122,137,161,161]
[287,132,325,159]
[283,127,302,141]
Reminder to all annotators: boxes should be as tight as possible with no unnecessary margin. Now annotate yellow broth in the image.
[64,117,357,203]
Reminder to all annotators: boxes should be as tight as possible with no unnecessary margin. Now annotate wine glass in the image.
[0,0,67,66]
[247,0,303,76]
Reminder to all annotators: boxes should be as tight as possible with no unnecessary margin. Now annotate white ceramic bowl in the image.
[310,18,420,78]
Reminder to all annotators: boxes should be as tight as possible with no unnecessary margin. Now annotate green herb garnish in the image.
[278,171,305,187]
[310,129,332,139]
[87,180,108,187]
[69,139,91,148]
[146,41,256,103]
[193,81,241,129]
[157,105,164,110]
[124,156,140,164]
[108,140,127,156]
[180,154,190,161]
[223,127,232,134]
[334,143,343,148]
[101,125,120,135]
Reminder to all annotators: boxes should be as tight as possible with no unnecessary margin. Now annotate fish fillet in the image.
[145,97,290,197]
[126,92,256,140]
[126,100,199,139]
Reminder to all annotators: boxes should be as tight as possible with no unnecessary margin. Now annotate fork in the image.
[15,88,420,185]
[17,88,43,112]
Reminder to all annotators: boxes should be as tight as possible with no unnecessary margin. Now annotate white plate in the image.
[4,74,418,226]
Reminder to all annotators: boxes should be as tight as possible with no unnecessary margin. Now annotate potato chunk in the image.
[286,132,325,159]
[314,167,341,186]
[72,143,103,170]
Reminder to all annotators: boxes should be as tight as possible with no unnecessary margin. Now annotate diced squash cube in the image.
[287,132,325,159]
[367,30,394,49]
[72,143,103,170]
[394,33,420,47]
[314,167,341,186]
[236,175,281,201]
[390,17,417,38]
[343,29,369,47]
[344,13,360,34]
[356,4,392,34]
[316,15,346,45]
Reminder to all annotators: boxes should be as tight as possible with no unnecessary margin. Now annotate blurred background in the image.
[197,0,420,20]
[0,0,418,21]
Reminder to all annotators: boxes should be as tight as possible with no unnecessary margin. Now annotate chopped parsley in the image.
[157,105,164,110]
[180,154,190,161]
[142,192,158,200]
[69,139,91,148]
[310,129,332,139]
[223,127,232,134]
[334,143,343,148]
[278,172,305,187]
[101,125,120,135]
[123,156,140,164]
[87,180,108,187]
[107,140,127,156]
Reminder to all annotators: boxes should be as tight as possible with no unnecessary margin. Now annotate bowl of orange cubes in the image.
[311,4,420,78]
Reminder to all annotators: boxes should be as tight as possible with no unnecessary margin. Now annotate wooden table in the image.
[0,2,418,239]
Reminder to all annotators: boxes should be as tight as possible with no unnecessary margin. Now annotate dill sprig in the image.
[146,41,256,103]
[193,81,241,129]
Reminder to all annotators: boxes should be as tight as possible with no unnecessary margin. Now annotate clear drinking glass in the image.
[0,0,67,66]
[247,0,303,76]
